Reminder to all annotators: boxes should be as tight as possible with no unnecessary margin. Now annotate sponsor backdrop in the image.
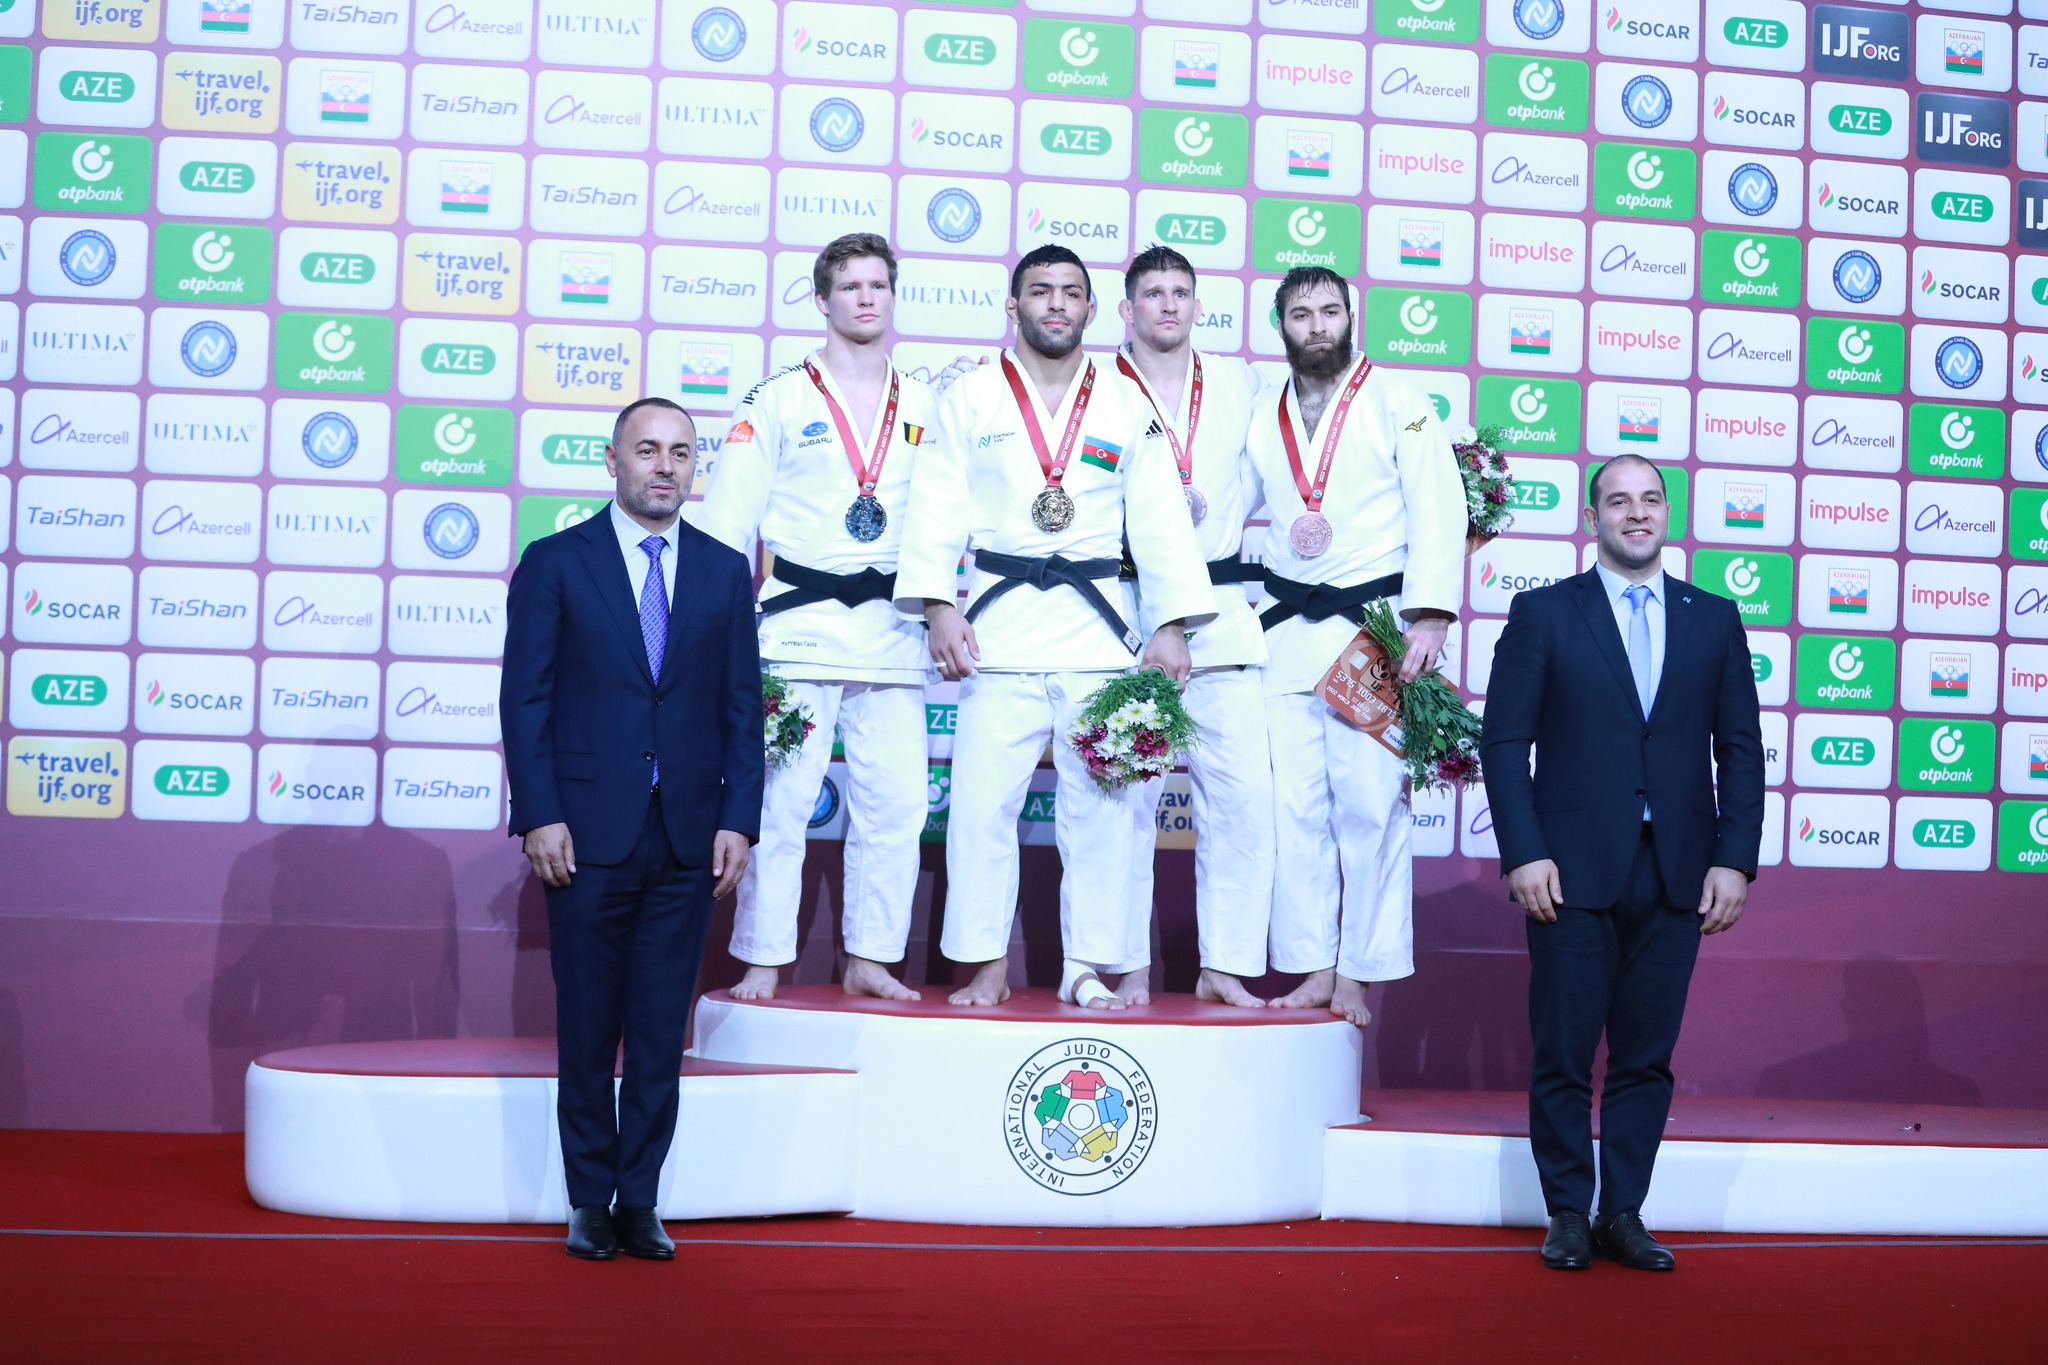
[1,0,2046,1130]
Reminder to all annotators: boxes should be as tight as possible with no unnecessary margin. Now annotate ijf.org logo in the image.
[1005,1039,1156,1195]
[1833,250,1881,304]
[59,230,117,288]
[1515,0,1565,42]
[810,97,865,153]
[927,187,982,244]
[692,7,747,62]
[1935,336,1982,389]
[423,502,481,559]
[1728,163,1778,216]
[302,411,359,468]
[1621,75,1672,130]
[181,321,238,378]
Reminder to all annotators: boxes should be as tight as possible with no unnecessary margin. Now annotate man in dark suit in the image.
[1480,453,1764,1273]
[502,397,763,1261]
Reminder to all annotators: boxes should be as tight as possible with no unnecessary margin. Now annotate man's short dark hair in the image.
[812,232,898,298]
[1010,244,1091,300]
[1273,266,1352,318]
[1124,244,1196,299]
[1587,452,1660,505]
[612,396,693,447]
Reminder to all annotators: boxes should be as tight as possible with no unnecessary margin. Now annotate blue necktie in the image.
[1623,583,1653,716]
[639,535,668,787]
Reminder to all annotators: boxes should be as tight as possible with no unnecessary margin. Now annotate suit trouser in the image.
[1267,691,1415,982]
[546,789,715,1211]
[1526,830,1701,1218]
[1114,665,1276,979]
[730,680,928,967]
[940,670,1141,970]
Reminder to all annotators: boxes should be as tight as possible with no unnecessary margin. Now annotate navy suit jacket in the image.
[1478,570,1765,910]
[500,507,764,868]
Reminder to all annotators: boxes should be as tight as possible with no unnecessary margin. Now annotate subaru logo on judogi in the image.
[180,321,238,378]
[58,230,116,288]
[810,98,865,153]
[302,411,359,468]
[1832,250,1881,305]
[1728,163,1778,217]
[801,420,830,437]
[1934,337,1983,390]
[1621,75,1672,130]
[927,188,982,244]
[424,502,482,559]
[1514,0,1565,41]
[691,6,746,62]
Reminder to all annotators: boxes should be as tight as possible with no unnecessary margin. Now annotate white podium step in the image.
[1322,1090,2048,1236]
[689,987,1363,1226]
[245,1039,857,1223]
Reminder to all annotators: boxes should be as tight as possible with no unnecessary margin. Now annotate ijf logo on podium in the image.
[1005,1039,1157,1195]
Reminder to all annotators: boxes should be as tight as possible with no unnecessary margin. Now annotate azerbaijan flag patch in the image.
[1079,435,1123,472]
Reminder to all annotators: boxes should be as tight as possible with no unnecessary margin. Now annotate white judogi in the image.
[1112,347,1276,980]
[894,349,1216,970]
[690,355,938,968]
[1244,357,1464,983]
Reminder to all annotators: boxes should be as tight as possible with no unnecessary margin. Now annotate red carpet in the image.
[3,1131,2043,1362]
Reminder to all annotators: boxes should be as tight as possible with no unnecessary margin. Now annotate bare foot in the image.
[1330,974,1372,1028]
[1271,967,1335,1010]
[949,959,1011,1007]
[1195,968,1266,1008]
[841,954,920,1002]
[1111,970,1151,1007]
[730,965,779,1001]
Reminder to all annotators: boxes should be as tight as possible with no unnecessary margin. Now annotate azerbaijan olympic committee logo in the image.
[1005,1039,1156,1195]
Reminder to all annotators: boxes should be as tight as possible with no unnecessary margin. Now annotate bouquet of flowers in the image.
[1066,669,1201,792]
[1358,599,1483,793]
[761,671,817,770]
[1455,424,1515,556]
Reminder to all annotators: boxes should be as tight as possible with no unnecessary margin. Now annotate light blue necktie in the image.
[639,535,668,788]
[1623,582,1653,716]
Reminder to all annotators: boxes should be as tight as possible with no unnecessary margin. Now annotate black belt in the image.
[1208,556,1263,586]
[759,559,897,617]
[964,551,1141,654]
[1259,571,1404,631]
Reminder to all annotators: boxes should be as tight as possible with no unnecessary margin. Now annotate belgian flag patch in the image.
[902,422,925,445]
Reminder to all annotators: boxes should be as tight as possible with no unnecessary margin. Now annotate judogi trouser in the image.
[730,680,928,967]
[1266,691,1415,983]
[1113,665,1275,979]
[940,670,1144,970]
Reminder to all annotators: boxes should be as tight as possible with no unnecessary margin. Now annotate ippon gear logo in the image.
[1005,1039,1157,1195]
[809,98,864,153]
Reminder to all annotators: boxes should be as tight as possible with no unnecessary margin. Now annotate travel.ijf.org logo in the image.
[1005,1039,1156,1195]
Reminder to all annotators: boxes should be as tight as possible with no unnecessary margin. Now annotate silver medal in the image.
[845,494,887,543]
[1031,486,1076,534]
[1184,484,1208,526]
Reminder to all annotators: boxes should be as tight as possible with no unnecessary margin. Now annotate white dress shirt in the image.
[612,499,679,610]
[1594,561,1666,710]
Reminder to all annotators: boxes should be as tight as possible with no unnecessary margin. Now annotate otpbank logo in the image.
[1483,53,1588,130]
[1797,633,1897,710]
[1023,20,1134,98]
[1362,287,1474,366]
[1376,0,1480,45]
[274,312,394,393]
[1898,719,1994,794]
[1806,317,1905,394]
[32,132,151,213]
[1592,142,1696,219]
[1997,802,2048,873]
[1908,402,2004,480]
[1692,549,1792,625]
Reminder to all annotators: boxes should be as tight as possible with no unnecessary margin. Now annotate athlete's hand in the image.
[1140,624,1192,685]
[1399,616,1450,684]
[926,600,981,679]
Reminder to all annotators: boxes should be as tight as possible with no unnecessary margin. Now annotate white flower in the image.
[1454,424,1477,445]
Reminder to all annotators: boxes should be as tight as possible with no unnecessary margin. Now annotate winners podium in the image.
[246,988,2048,1234]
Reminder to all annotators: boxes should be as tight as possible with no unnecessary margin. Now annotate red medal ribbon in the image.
[1277,358,1372,513]
[805,359,899,496]
[1116,350,1202,489]
[1001,353,1095,489]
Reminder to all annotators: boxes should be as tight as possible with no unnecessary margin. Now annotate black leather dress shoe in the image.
[1541,1211,1593,1270]
[1593,1211,1676,1271]
[566,1205,618,1260]
[612,1206,675,1261]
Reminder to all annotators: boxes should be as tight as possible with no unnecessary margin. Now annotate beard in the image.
[1017,310,1084,360]
[1283,329,1354,381]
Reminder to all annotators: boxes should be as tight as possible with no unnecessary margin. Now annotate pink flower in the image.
[765,695,782,715]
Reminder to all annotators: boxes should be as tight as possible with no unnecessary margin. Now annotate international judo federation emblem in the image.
[1005,1039,1156,1195]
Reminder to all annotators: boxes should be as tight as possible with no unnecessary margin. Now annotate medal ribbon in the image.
[805,360,899,496]
[1116,350,1202,489]
[1001,354,1095,490]
[1277,358,1372,514]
